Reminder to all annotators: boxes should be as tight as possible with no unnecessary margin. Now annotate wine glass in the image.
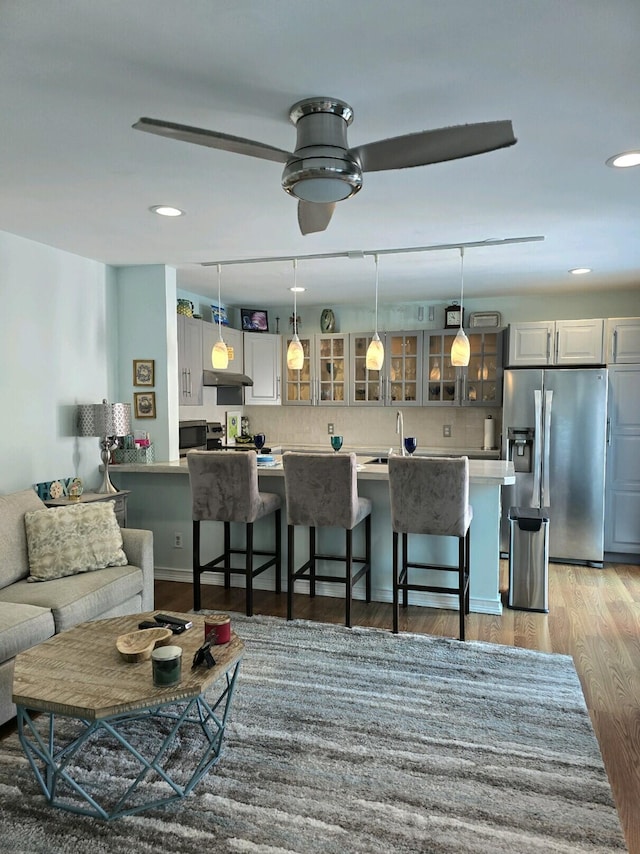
[330,435,343,452]
[404,436,417,456]
[253,433,266,452]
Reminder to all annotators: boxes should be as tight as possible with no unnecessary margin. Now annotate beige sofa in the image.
[0,488,154,725]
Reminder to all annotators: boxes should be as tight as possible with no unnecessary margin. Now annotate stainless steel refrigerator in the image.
[500,368,608,566]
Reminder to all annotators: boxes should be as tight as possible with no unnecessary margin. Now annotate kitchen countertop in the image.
[111,453,514,485]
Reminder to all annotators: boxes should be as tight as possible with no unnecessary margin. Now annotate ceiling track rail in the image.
[201,235,544,268]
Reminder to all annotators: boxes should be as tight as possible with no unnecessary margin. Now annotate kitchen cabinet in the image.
[507,319,604,366]
[244,333,282,405]
[424,329,503,406]
[605,365,640,553]
[350,331,422,406]
[606,317,640,364]
[283,333,349,406]
[177,314,203,406]
[201,323,244,372]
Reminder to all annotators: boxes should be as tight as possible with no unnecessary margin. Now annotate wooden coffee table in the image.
[12,611,244,820]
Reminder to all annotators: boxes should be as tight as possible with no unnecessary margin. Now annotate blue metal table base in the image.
[17,661,241,821]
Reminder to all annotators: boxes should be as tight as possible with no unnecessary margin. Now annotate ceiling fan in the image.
[133,97,516,236]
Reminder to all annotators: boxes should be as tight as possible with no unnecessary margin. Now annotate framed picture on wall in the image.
[134,392,156,419]
[133,359,155,386]
[241,308,269,332]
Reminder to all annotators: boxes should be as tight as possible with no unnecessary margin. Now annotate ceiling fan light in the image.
[282,156,362,202]
[287,334,304,370]
[366,333,385,371]
[451,328,470,367]
[212,339,229,369]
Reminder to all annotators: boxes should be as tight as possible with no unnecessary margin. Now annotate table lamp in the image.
[77,399,131,494]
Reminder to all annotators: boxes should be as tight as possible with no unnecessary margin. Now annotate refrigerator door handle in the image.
[542,390,553,505]
[533,389,543,505]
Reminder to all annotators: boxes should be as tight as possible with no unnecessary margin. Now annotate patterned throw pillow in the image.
[25,501,128,582]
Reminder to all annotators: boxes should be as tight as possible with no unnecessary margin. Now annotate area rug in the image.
[0,614,627,853]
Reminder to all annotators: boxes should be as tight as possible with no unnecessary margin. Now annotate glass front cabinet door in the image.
[424,329,503,406]
[283,333,349,405]
[350,331,422,406]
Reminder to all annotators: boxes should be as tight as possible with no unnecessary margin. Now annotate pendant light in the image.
[450,247,470,367]
[366,253,385,370]
[286,260,304,370]
[211,264,229,369]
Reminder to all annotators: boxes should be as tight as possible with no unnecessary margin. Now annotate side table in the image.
[44,490,131,527]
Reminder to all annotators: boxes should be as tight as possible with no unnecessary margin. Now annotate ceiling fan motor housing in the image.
[281,98,363,203]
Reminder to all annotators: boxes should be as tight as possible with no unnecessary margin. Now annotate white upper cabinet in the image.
[350,331,423,406]
[244,333,282,405]
[606,318,640,364]
[177,315,203,406]
[507,319,604,366]
[283,333,349,406]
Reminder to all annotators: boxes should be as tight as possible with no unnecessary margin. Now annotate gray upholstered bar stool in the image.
[388,456,472,640]
[283,452,372,628]
[187,450,282,616]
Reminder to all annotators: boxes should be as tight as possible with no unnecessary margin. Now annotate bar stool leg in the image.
[458,535,465,641]
[402,533,409,608]
[275,508,282,594]
[223,522,231,589]
[193,520,202,611]
[309,527,316,598]
[287,525,295,621]
[365,515,372,603]
[246,522,254,617]
[345,528,353,628]
[392,531,399,634]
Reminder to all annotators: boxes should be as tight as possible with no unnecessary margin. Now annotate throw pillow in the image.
[25,501,128,582]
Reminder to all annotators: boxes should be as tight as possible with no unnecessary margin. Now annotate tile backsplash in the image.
[243,405,501,452]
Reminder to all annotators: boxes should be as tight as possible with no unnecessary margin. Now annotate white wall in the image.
[0,231,115,493]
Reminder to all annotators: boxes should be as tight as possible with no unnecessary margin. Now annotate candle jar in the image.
[151,645,182,687]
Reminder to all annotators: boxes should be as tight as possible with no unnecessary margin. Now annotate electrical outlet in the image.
[443,425,452,438]
[173,532,183,549]
[328,423,334,434]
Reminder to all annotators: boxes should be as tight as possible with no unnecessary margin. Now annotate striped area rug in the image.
[0,614,627,853]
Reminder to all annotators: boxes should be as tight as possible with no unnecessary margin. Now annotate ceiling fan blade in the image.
[298,201,336,235]
[132,117,291,164]
[350,120,516,172]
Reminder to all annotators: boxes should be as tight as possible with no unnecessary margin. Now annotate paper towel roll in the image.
[483,416,496,450]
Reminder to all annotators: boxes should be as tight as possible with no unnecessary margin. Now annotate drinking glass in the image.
[330,435,343,452]
[254,433,266,451]
[404,436,417,456]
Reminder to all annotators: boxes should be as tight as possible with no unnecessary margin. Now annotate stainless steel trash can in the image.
[507,507,550,613]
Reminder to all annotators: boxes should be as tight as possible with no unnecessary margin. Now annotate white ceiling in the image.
[1,0,639,309]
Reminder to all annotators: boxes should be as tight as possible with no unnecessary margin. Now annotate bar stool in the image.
[187,450,282,616]
[388,456,472,640]
[283,452,372,628]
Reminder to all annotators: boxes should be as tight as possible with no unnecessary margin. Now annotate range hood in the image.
[202,369,253,388]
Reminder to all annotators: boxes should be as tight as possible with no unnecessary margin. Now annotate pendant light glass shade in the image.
[450,248,470,367]
[212,264,229,369]
[365,254,385,370]
[287,260,305,370]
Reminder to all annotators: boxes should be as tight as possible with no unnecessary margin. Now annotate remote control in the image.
[154,613,193,630]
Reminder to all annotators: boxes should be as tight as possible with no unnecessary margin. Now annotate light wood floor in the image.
[156,558,640,854]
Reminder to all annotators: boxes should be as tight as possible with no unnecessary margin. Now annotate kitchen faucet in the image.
[396,410,406,456]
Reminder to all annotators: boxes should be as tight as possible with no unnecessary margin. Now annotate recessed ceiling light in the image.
[606,151,640,168]
[149,205,184,217]
[569,268,592,275]
[289,286,306,293]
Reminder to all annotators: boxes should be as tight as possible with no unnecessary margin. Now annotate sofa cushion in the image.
[0,601,55,662]
[0,564,144,633]
[25,501,128,582]
[0,489,46,589]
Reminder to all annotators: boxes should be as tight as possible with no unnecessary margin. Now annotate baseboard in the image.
[153,566,503,615]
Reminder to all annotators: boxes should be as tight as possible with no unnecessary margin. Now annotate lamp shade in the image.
[287,334,305,370]
[365,332,385,370]
[77,400,131,437]
[451,328,471,367]
[212,339,229,369]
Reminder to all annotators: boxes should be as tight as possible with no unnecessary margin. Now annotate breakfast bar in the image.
[111,455,515,616]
